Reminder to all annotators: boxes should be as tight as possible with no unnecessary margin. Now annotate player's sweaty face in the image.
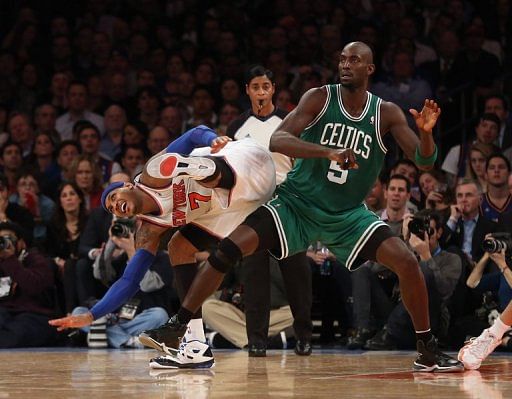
[107,187,138,217]
[338,49,369,87]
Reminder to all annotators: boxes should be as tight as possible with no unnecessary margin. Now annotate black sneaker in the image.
[294,340,312,356]
[365,327,397,351]
[347,328,375,350]
[413,336,464,372]
[247,344,267,357]
[139,315,187,355]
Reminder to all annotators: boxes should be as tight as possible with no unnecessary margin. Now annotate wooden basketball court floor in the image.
[0,348,511,398]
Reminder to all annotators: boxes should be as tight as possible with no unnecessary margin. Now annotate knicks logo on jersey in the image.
[319,123,372,159]
[172,180,187,226]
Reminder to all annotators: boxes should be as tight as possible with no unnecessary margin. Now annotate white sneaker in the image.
[458,328,502,370]
[146,153,216,180]
[149,340,215,369]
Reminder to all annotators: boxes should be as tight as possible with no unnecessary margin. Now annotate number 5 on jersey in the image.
[327,160,348,185]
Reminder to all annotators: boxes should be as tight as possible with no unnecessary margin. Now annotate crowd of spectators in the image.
[1,0,512,351]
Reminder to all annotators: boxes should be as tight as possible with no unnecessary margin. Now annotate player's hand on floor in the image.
[328,148,358,169]
[49,312,94,331]
[210,136,231,153]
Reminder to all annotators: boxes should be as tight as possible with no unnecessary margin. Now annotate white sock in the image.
[185,318,206,342]
[489,317,511,339]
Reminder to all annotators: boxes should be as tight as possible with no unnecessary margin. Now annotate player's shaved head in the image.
[343,41,374,64]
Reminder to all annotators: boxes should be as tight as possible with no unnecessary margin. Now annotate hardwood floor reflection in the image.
[0,348,510,398]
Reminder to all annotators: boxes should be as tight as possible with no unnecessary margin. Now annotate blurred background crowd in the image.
[1,0,512,352]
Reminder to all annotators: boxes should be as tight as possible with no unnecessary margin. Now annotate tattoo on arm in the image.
[135,222,166,253]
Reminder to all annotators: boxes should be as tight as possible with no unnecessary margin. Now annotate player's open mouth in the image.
[121,201,127,213]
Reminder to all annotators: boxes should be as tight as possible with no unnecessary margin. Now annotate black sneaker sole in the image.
[149,358,215,369]
[413,361,465,373]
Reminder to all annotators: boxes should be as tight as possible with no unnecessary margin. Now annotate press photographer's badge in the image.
[0,276,13,298]
[119,298,140,320]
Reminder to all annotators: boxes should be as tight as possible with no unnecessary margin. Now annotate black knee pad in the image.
[208,238,242,273]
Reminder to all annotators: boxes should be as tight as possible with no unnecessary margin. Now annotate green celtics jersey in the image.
[279,85,386,213]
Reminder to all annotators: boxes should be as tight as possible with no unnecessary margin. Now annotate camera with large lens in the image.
[482,232,512,254]
[408,215,433,238]
[110,217,136,238]
[0,235,17,251]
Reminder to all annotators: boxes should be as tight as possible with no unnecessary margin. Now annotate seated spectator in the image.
[99,104,127,161]
[7,111,34,158]
[388,159,420,211]
[0,173,34,241]
[121,121,148,149]
[0,221,60,347]
[348,174,412,349]
[444,179,499,264]
[45,182,88,313]
[75,121,114,183]
[9,170,55,246]
[465,142,500,193]
[55,81,104,141]
[442,113,500,180]
[480,154,512,223]
[27,132,61,199]
[146,126,171,157]
[159,105,184,139]
[56,140,80,183]
[419,170,453,221]
[366,210,462,349]
[0,141,23,195]
[483,94,512,150]
[112,145,146,180]
[33,103,60,145]
[68,154,104,212]
[135,86,161,131]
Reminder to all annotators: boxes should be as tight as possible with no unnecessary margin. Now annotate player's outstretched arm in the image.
[384,99,440,171]
[49,222,167,330]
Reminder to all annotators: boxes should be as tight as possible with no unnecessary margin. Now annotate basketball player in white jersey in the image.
[49,125,276,369]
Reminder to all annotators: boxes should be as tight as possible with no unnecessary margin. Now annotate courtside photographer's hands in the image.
[49,312,94,331]
[489,249,508,271]
[409,99,441,133]
[409,231,430,259]
[110,232,136,259]
[327,148,358,170]
[210,136,231,153]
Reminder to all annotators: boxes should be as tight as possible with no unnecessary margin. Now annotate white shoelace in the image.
[466,332,497,358]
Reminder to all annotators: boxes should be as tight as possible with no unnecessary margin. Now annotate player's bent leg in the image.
[140,228,218,360]
[373,235,463,372]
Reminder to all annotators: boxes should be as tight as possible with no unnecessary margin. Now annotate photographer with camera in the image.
[365,210,462,350]
[0,221,60,347]
[459,234,512,369]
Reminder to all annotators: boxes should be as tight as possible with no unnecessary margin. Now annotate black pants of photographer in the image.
[386,264,442,349]
[0,309,59,348]
[243,251,313,348]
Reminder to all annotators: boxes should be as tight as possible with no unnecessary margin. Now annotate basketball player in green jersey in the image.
[141,42,464,372]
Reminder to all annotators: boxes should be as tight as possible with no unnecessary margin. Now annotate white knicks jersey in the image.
[137,139,276,237]
[226,108,292,185]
